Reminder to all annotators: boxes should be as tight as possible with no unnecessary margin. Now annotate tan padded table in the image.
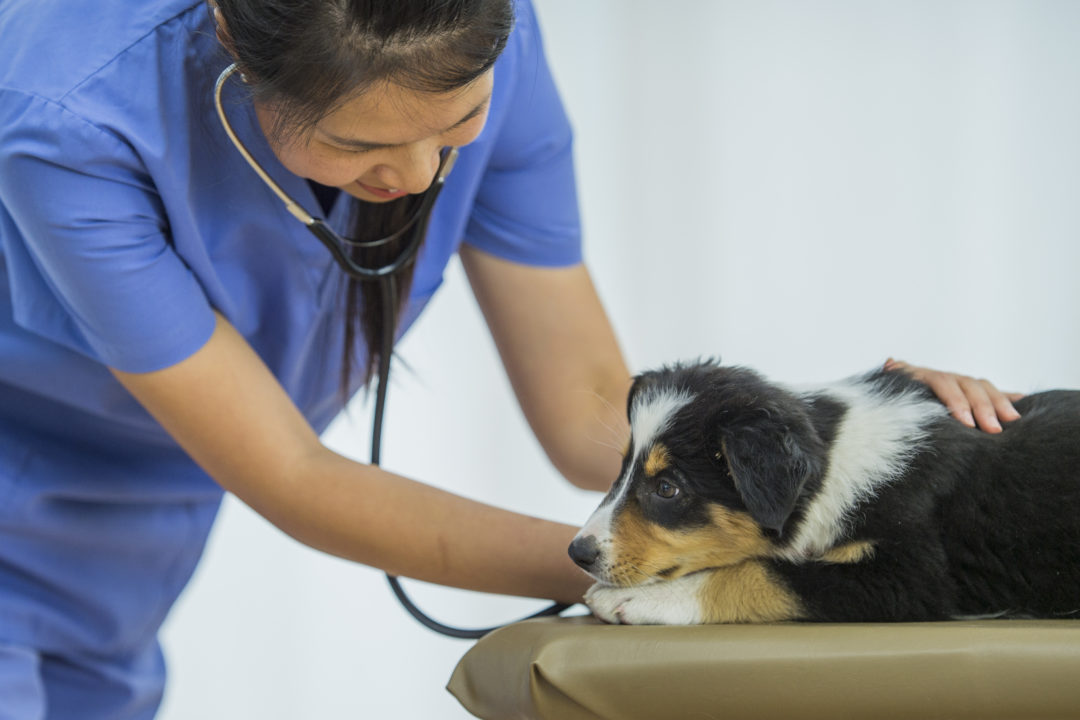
[448,616,1080,719]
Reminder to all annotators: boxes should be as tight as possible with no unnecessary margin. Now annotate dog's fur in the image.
[570,361,1080,624]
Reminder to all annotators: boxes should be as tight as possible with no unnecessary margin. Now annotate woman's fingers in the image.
[957,375,1007,432]
[927,370,980,429]
[984,379,1023,422]
[883,359,1022,434]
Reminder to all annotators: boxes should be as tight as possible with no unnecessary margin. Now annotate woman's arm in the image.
[112,312,591,604]
[460,245,632,492]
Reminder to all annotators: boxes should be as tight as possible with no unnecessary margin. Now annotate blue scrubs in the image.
[0,0,580,716]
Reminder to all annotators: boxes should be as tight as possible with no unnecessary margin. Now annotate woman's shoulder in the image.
[0,0,209,105]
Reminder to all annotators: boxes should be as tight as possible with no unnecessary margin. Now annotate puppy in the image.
[569,361,1080,624]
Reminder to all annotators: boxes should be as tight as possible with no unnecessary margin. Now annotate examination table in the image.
[448,615,1080,719]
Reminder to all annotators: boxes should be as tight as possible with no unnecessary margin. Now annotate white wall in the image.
[159,2,1080,718]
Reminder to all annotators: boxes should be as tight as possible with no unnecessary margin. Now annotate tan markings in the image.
[643,444,670,477]
[697,561,804,623]
[819,540,875,565]
[606,502,774,586]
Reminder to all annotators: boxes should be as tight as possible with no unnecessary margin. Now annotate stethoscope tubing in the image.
[214,62,572,638]
[372,276,571,639]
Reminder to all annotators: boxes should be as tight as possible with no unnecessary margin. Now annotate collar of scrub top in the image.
[213,63,459,281]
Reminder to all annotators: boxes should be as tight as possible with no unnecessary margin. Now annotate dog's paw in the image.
[584,583,630,624]
[585,577,705,625]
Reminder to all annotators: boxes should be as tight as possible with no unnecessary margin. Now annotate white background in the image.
[159,1,1080,718]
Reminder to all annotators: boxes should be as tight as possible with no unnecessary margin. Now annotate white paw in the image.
[585,576,705,625]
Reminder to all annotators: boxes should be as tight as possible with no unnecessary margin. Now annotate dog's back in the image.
[811,378,1080,620]
[929,389,1080,618]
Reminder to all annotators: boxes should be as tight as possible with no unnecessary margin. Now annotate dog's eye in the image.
[656,480,680,499]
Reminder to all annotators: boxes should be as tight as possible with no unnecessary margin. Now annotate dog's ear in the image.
[711,400,825,537]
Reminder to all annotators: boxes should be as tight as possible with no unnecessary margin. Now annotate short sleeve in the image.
[0,90,216,373]
[464,0,582,267]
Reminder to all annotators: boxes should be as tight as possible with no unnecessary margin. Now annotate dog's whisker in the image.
[625,559,676,580]
[592,416,627,447]
[585,434,625,455]
[581,389,630,444]
[584,388,620,415]
[591,415,629,450]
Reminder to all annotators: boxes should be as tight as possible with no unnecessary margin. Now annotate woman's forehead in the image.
[314,71,494,147]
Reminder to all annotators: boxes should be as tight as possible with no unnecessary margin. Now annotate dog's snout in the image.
[569,534,601,570]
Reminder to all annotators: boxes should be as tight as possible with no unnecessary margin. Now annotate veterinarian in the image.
[0,0,1022,717]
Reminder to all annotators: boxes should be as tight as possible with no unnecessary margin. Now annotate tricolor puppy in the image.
[570,361,1080,624]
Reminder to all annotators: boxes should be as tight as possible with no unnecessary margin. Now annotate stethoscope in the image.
[214,64,571,639]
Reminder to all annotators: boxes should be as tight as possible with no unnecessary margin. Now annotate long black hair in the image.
[213,0,513,390]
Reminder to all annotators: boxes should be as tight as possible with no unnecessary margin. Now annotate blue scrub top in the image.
[0,0,581,503]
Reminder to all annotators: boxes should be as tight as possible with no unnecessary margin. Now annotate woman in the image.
[0,0,1019,717]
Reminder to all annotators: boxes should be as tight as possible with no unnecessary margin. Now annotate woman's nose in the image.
[373,146,442,195]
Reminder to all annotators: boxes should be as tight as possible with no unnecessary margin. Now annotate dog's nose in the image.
[568,534,601,570]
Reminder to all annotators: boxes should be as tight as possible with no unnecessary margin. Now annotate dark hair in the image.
[213,0,513,391]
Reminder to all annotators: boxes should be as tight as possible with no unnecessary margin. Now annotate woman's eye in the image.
[656,480,680,499]
[322,141,374,156]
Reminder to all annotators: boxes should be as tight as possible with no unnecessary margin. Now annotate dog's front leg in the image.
[586,562,804,625]
[586,572,711,625]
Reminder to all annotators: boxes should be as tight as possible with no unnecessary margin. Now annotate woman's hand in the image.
[883,358,1023,434]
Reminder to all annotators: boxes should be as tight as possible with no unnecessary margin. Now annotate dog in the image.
[569,360,1080,624]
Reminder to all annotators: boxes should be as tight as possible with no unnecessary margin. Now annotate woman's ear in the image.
[210,3,238,60]
[211,4,254,84]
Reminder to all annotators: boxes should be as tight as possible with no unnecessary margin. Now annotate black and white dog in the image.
[570,361,1080,624]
